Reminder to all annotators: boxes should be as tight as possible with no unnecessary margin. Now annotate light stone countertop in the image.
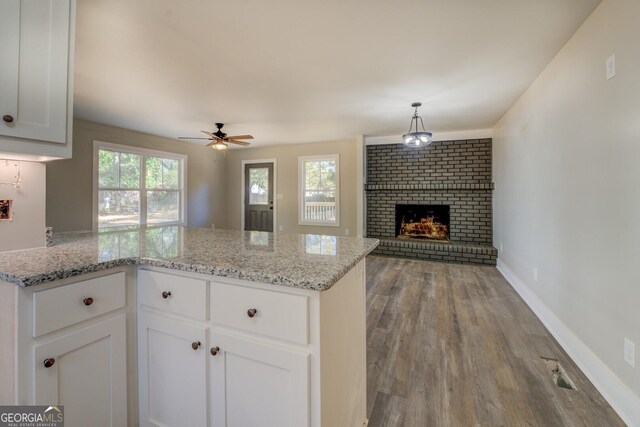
[0,226,379,290]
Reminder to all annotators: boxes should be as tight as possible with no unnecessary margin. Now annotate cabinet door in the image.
[138,310,208,427]
[0,0,71,143]
[34,314,127,427]
[210,333,310,427]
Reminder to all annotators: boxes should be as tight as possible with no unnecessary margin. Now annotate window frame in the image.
[93,141,187,230]
[298,154,340,227]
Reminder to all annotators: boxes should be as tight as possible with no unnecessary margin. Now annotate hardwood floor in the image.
[365,256,624,427]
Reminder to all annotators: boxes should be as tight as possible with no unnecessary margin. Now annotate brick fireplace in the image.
[365,139,497,265]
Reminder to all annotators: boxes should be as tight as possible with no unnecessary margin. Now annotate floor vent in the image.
[541,357,577,390]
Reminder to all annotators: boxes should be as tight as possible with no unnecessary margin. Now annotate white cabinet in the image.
[0,270,133,426]
[34,314,127,427]
[0,0,75,160]
[136,265,367,427]
[138,310,209,427]
[209,332,310,427]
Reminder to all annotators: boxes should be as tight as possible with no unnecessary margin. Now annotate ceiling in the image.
[74,0,601,147]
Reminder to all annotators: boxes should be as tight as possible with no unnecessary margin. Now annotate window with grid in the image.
[96,143,185,228]
[298,154,339,226]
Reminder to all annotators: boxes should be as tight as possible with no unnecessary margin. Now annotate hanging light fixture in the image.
[402,102,432,147]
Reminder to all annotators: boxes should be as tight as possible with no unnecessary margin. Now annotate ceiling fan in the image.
[178,123,253,150]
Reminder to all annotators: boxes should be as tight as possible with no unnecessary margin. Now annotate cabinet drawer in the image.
[138,270,207,321]
[33,272,126,337]
[210,282,309,344]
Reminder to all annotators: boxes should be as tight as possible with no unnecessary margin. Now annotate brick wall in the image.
[366,139,491,185]
[366,139,494,247]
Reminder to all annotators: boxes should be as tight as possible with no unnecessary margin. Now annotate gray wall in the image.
[46,119,226,232]
[221,138,358,236]
[493,0,640,408]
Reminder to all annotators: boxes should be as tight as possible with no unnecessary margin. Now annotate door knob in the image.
[210,346,220,356]
[162,291,172,299]
[247,308,258,318]
[83,297,94,306]
[2,115,13,123]
[43,358,55,368]
[191,341,201,350]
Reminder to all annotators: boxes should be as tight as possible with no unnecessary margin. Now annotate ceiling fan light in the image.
[211,141,228,150]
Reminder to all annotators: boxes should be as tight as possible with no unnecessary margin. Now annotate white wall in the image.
[493,0,640,423]
[0,161,45,251]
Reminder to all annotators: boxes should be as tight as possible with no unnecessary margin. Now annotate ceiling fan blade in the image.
[224,134,254,140]
[201,130,220,139]
[178,137,212,140]
[227,139,251,146]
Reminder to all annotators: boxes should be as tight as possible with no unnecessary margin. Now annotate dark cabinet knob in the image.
[191,341,201,350]
[162,291,172,299]
[247,308,258,318]
[43,358,55,368]
[2,115,13,123]
[210,346,220,356]
[83,297,94,306]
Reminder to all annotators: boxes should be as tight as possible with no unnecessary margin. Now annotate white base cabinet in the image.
[138,311,209,427]
[34,315,127,427]
[1,260,366,427]
[210,332,310,427]
[137,260,366,427]
[0,269,133,427]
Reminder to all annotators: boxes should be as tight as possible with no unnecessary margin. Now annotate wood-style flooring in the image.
[365,256,624,427]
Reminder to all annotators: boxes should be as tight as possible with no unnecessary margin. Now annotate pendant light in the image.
[402,102,432,147]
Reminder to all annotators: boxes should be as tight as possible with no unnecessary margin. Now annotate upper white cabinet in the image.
[0,0,75,160]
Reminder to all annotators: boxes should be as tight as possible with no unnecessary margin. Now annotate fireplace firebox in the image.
[395,204,450,241]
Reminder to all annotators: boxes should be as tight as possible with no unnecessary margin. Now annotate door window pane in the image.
[147,191,180,224]
[249,168,269,205]
[98,190,140,227]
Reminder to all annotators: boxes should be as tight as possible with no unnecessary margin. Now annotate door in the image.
[0,0,71,143]
[244,162,274,232]
[138,310,208,427]
[209,332,310,427]
[34,314,127,427]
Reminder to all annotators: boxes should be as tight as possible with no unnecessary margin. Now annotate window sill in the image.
[298,221,340,227]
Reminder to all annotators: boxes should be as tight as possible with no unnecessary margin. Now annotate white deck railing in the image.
[304,201,336,221]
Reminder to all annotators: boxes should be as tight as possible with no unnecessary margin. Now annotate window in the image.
[96,142,186,228]
[298,155,339,226]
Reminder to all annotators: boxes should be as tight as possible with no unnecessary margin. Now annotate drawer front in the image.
[138,270,208,321]
[33,272,126,337]
[210,282,309,344]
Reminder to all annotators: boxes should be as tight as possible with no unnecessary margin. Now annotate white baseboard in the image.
[497,259,640,427]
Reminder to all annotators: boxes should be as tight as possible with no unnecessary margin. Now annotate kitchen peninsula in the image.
[0,226,378,427]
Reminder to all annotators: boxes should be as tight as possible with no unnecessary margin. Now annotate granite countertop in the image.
[0,226,379,291]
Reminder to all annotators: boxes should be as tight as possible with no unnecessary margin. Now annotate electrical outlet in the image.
[500,242,503,253]
[211,223,215,229]
[345,228,350,236]
[278,225,283,232]
[624,338,636,367]
[606,55,616,80]
[533,268,538,282]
